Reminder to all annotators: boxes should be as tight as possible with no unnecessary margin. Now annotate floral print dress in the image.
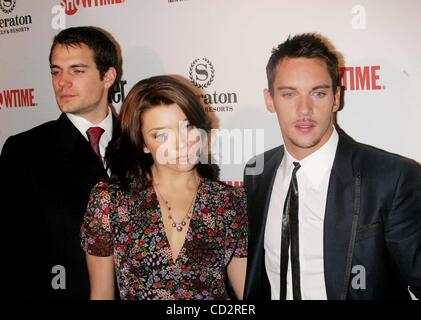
[80,177,247,300]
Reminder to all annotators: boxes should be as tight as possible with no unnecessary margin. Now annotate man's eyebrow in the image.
[276,85,332,90]
[69,63,89,68]
[277,86,297,90]
[49,63,89,69]
[312,85,331,90]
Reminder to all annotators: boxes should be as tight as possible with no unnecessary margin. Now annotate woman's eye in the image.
[182,120,192,128]
[155,132,168,142]
[180,121,195,133]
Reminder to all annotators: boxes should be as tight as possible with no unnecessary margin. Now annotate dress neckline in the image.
[151,177,205,263]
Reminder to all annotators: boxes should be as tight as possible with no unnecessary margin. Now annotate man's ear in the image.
[264,88,276,113]
[332,86,341,112]
[103,67,117,89]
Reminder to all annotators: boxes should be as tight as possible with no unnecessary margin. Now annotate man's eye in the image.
[50,70,59,76]
[282,92,294,98]
[313,91,327,97]
[74,69,85,74]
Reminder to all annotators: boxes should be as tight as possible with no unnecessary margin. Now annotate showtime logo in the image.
[341,66,385,91]
[0,88,37,110]
[60,0,125,16]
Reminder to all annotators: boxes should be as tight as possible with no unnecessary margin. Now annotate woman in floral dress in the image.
[80,75,247,300]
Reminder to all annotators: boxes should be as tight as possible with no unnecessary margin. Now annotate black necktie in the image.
[280,161,301,300]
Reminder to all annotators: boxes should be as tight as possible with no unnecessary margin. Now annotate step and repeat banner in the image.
[1,0,420,184]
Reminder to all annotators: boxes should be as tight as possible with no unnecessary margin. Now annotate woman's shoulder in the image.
[201,180,247,225]
[203,178,245,196]
[87,177,152,220]
[92,177,151,195]
[91,179,121,196]
[202,179,246,210]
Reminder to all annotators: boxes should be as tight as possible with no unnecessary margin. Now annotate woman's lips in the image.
[176,155,191,163]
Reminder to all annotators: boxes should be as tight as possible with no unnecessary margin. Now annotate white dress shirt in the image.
[66,108,113,169]
[264,127,339,300]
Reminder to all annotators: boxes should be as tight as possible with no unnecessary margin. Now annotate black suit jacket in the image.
[0,114,114,299]
[243,133,421,300]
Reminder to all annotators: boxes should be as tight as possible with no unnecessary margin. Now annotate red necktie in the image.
[86,127,105,160]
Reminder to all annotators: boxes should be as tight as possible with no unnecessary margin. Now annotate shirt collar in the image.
[282,127,339,189]
[66,108,113,141]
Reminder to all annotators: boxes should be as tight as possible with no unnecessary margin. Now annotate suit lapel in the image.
[246,146,284,298]
[324,135,358,299]
[56,114,108,194]
[251,147,285,248]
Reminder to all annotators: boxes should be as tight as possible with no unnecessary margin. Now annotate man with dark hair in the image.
[244,33,421,300]
[0,26,121,299]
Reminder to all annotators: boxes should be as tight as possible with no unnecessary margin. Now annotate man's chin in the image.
[58,103,71,112]
[58,104,78,114]
[290,138,321,150]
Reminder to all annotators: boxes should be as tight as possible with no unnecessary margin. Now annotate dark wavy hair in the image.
[266,33,340,95]
[106,75,217,190]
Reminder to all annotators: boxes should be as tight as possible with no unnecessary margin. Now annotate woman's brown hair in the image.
[105,75,216,190]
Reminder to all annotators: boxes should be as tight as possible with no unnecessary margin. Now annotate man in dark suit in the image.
[0,26,121,299]
[244,33,421,300]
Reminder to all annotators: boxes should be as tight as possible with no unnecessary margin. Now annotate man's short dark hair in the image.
[49,26,122,103]
[266,33,340,95]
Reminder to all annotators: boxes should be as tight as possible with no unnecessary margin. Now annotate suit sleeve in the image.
[243,155,260,202]
[0,138,20,241]
[0,137,23,200]
[385,161,421,298]
[0,137,34,295]
[0,137,27,242]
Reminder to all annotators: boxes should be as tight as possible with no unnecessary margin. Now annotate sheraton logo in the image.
[189,58,215,89]
[341,66,385,91]
[0,88,37,110]
[60,0,125,16]
[188,58,239,113]
[0,0,32,36]
[0,0,16,14]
